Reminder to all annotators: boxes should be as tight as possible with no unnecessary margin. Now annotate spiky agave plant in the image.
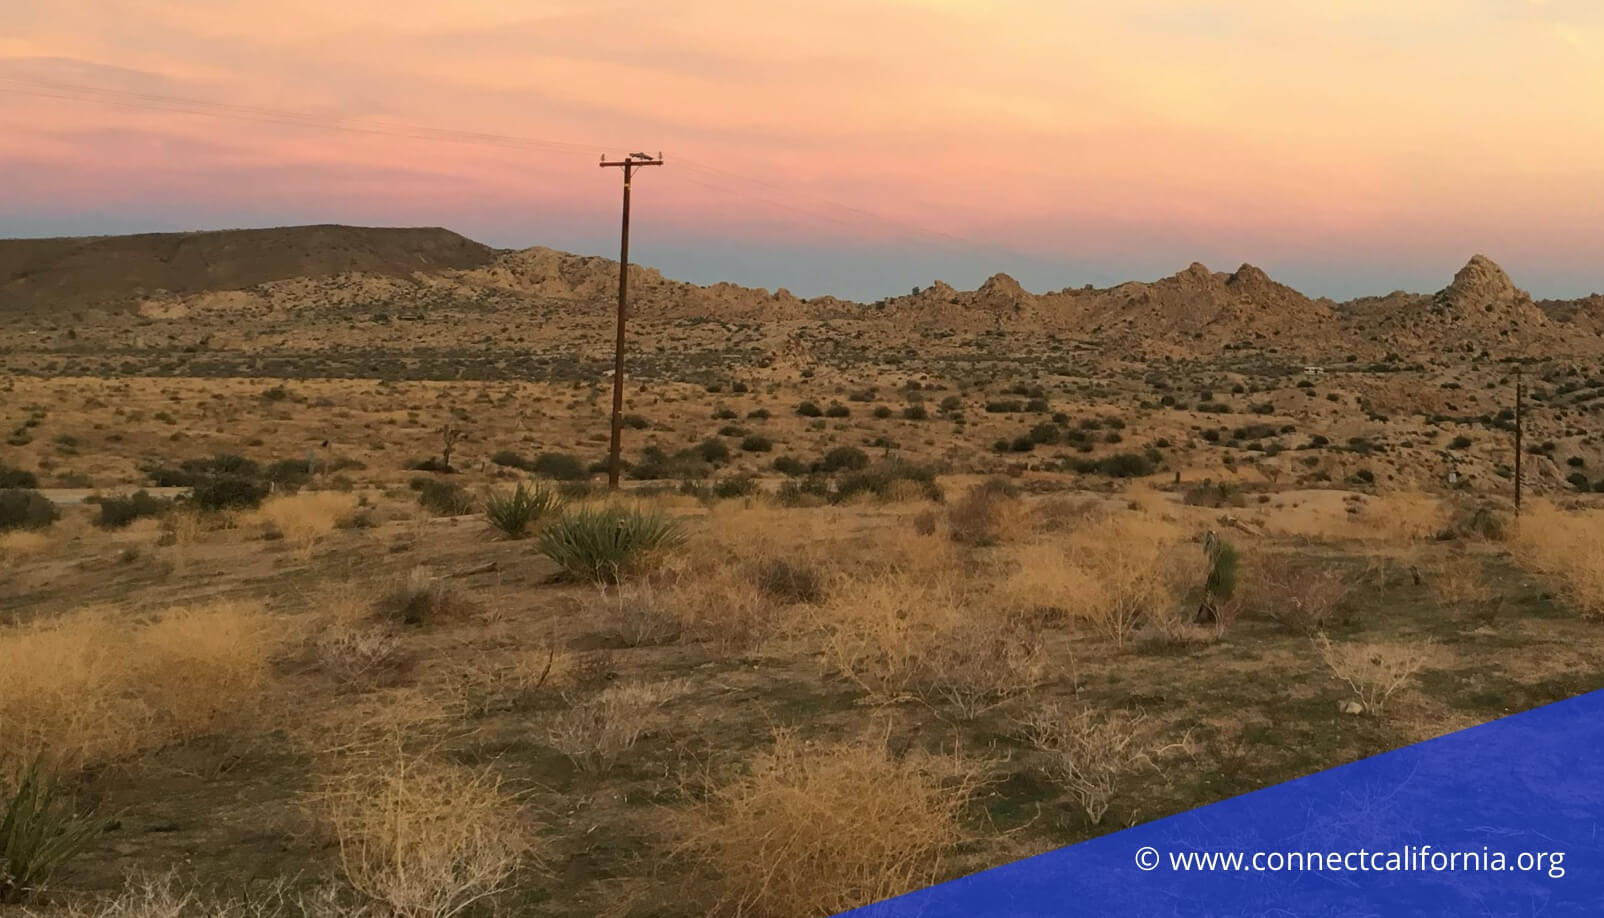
[535,506,686,583]
[484,481,562,539]
[1,757,104,903]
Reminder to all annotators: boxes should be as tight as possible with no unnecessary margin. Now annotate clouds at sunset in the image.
[3,0,1602,299]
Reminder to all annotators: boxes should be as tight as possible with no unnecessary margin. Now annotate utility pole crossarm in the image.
[598,151,664,491]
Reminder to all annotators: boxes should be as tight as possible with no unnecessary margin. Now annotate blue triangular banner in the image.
[844,689,1604,917]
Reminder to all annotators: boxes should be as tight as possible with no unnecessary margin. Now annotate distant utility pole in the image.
[599,151,664,490]
[1514,365,1524,514]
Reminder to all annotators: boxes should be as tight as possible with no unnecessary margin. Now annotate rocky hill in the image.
[2,225,1600,359]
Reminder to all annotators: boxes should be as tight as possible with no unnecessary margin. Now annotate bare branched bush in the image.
[946,484,1030,546]
[1240,554,1356,634]
[812,576,965,701]
[320,752,536,918]
[1315,635,1431,716]
[437,646,571,716]
[917,620,1052,719]
[375,567,477,626]
[311,625,407,691]
[1016,704,1174,826]
[545,680,690,774]
[598,583,682,647]
[1419,556,1499,609]
[675,730,977,918]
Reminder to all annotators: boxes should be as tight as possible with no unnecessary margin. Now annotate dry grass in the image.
[252,491,360,559]
[812,575,966,702]
[30,873,358,917]
[376,567,478,626]
[320,750,537,918]
[997,515,1196,645]
[1419,556,1499,609]
[676,730,977,918]
[0,601,287,779]
[1513,502,1604,618]
[545,679,691,774]
[0,529,54,566]
[1315,634,1432,716]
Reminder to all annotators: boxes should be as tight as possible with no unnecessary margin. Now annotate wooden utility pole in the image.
[599,152,663,490]
[1514,365,1524,514]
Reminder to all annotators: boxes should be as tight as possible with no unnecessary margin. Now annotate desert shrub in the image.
[795,401,823,417]
[711,476,758,500]
[902,405,928,421]
[0,601,285,778]
[376,567,477,626]
[824,403,851,418]
[938,395,962,412]
[536,507,686,583]
[1315,635,1431,716]
[999,516,1195,645]
[490,449,532,471]
[832,462,943,504]
[676,731,975,918]
[1450,435,1473,449]
[873,405,893,419]
[483,482,561,539]
[0,490,58,532]
[411,478,473,516]
[264,458,313,490]
[321,752,535,918]
[739,435,773,452]
[0,462,38,489]
[529,453,588,481]
[985,399,1023,413]
[771,455,808,477]
[93,490,170,529]
[749,558,824,604]
[621,413,651,429]
[695,438,731,464]
[820,446,870,473]
[1,758,104,904]
[1017,705,1169,826]
[545,680,688,774]
[189,476,269,512]
[1094,452,1155,478]
[1447,504,1510,541]
[1512,502,1604,617]
[1240,555,1356,634]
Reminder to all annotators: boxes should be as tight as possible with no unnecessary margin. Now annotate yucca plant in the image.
[484,481,562,539]
[2,758,103,903]
[535,506,686,583]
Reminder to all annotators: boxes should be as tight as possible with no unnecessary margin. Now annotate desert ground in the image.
[3,227,1604,916]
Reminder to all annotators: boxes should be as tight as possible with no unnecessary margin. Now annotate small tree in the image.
[439,424,465,471]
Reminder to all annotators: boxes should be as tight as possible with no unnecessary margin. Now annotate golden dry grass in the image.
[997,515,1197,644]
[0,528,55,566]
[0,600,289,779]
[320,750,538,918]
[253,491,361,559]
[1513,501,1604,618]
[1315,634,1433,716]
[676,730,978,918]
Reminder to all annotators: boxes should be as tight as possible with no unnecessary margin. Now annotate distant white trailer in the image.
[1302,365,1325,375]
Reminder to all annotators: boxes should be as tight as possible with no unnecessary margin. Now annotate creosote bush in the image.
[0,489,58,532]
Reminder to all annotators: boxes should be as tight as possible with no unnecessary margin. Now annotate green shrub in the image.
[1450,436,1473,450]
[536,506,686,583]
[902,405,929,421]
[0,463,38,489]
[795,401,823,417]
[94,490,170,529]
[621,414,652,429]
[820,446,870,473]
[491,450,532,470]
[189,476,269,511]
[695,438,731,464]
[411,478,474,516]
[530,452,588,481]
[484,481,561,539]
[824,403,851,418]
[938,395,963,413]
[985,400,1023,413]
[832,461,943,504]
[873,405,894,419]
[741,435,773,453]
[772,455,808,476]
[1,758,103,904]
[712,476,758,500]
[1206,540,1239,600]
[1096,453,1155,478]
[0,490,57,532]
[265,458,312,490]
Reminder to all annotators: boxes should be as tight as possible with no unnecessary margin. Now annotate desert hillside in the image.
[0,225,498,313]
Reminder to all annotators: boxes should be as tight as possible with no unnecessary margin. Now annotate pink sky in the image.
[3,0,1603,299]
